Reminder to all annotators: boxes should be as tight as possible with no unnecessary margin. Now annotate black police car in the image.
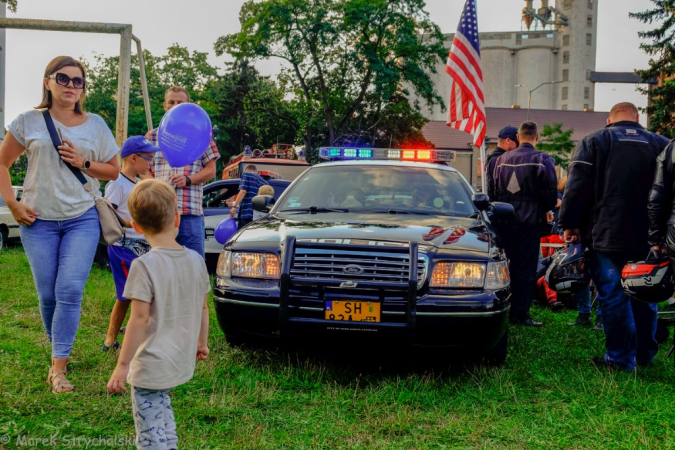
[213,148,514,362]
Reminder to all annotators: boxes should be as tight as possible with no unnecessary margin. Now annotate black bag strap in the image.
[42,109,91,188]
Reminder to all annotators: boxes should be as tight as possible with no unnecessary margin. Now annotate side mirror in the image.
[489,202,515,222]
[252,195,276,213]
[472,193,490,211]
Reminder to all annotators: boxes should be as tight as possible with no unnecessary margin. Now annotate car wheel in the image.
[0,229,6,251]
[482,330,508,365]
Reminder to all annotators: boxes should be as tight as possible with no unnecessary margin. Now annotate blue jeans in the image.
[575,284,601,317]
[20,207,100,358]
[177,214,205,259]
[588,252,658,370]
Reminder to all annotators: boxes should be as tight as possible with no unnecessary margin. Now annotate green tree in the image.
[630,1,675,138]
[84,44,218,136]
[538,123,575,170]
[201,60,298,167]
[1,0,17,12]
[217,0,445,155]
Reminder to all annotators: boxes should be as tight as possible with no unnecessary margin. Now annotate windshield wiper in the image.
[281,206,350,214]
[381,209,432,216]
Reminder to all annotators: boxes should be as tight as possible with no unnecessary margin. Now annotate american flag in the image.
[446,0,486,147]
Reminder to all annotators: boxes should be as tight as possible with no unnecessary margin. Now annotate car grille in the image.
[290,245,427,288]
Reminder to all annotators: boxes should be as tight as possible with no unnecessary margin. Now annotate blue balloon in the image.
[215,218,238,245]
[158,103,212,168]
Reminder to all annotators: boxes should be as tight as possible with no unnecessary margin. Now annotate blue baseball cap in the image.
[120,136,156,158]
[498,126,519,142]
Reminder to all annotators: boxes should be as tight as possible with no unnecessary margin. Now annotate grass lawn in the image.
[1,246,674,449]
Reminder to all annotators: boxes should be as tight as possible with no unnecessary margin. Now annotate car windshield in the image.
[278,164,477,217]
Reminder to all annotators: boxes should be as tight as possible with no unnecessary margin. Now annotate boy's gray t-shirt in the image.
[123,247,210,390]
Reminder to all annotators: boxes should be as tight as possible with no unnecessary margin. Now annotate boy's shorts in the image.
[108,241,149,301]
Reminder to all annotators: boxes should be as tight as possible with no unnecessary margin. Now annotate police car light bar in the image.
[318,147,455,163]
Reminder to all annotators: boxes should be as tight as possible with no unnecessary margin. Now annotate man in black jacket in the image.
[649,141,675,258]
[486,126,519,200]
[494,122,558,326]
[560,102,670,372]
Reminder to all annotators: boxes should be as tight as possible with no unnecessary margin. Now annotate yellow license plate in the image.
[325,301,381,323]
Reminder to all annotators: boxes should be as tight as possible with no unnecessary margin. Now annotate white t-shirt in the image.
[8,109,119,220]
[123,247,210,390]
[104,174,145,242]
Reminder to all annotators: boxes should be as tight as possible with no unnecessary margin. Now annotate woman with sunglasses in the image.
[0,56,120,393]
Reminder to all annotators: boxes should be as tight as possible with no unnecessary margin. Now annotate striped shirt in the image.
[239,172,268,220]
[145,128,220,216]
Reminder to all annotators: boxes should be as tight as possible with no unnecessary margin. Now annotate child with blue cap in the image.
[102,136,156,351]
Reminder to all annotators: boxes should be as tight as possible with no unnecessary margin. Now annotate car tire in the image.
[0,229,6,251]
[482,330,508,366]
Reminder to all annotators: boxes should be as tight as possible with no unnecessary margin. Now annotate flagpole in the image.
[480,143,487,194]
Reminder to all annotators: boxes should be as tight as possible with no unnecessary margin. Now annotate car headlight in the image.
[216,250,231,278]
[231,252,280,279]
[431,262,485,288]
[485,260,510,290]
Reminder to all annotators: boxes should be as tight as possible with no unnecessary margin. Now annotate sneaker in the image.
[510,316,544,327]
[591,356,633,372]
[593,317,604,332]
[101,341,120,352]
[568,313,592,326]
[550,301,565,312]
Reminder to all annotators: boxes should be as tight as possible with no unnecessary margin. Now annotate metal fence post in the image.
[115,25,132,146]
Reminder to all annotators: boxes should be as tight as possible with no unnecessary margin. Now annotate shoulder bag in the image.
[42,110,126,245]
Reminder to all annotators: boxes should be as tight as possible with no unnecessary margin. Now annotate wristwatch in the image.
[185,176,192,187]
[81,159,91,171]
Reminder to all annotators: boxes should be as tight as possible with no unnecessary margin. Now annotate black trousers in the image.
[503,225,541,321]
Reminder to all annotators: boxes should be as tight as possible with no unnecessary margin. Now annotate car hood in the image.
[230,212,492,255]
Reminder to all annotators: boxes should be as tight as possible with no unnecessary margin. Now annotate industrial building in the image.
[420,0,599,120]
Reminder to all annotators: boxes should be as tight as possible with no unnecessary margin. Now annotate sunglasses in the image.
[136,154,154,162]
[48,72,86,89]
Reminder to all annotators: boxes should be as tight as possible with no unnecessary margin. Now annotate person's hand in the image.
[8,201,39,226]
[197,344,209,361]
[563,228,580,244]
[556,198,562,208]
[107,364,129,393]
[169,174,187,188]
[229,207,237,218]
[58,138,87,169]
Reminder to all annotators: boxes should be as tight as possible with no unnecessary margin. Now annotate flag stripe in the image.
[446,0,486,148]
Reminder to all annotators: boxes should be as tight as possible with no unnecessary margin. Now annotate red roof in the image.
[422,107,610,151]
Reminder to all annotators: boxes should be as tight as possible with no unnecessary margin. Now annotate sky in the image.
[0,0,656,126]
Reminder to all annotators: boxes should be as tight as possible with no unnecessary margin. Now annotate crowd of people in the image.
[486,102,674,373]
[1,54,675,448]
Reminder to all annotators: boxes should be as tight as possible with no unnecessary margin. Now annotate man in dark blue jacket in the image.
[494,122,558,326]
[486,126,519,201]
[560,102,670,372]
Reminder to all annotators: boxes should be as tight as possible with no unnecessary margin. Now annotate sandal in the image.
[47,367,74,394]
[101,341,120,352]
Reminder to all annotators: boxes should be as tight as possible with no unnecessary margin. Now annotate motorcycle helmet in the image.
[621,257,675,304]
[545,243,590,295]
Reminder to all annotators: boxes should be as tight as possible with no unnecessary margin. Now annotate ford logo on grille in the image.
[343,264,365,275]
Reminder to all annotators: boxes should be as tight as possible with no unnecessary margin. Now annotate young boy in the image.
[107,179,210,450]
[102,136,156,352]
[252,184,275,221]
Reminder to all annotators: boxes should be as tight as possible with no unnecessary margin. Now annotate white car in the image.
[0,187,23,250]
